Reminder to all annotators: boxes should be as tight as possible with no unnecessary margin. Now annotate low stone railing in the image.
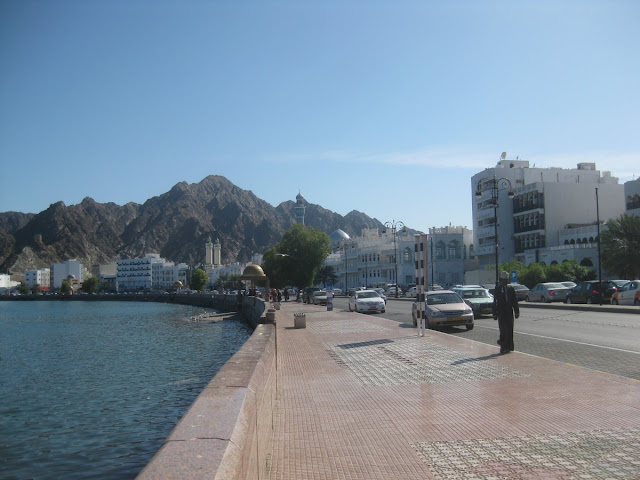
[137,320,276,479]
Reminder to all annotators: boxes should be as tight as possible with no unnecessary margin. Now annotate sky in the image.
[1,0,638,234]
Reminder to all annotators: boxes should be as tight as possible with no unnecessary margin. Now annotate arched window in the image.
[576,238,582,244]
[448,240,461,259]
[582,238,588,244]
[436,241,446,260]
[589,237,594,242]
[570,239,575,244]
[564,240,569,245]
[550,260,558,265]
[580,258,594,267]
[403,247,412,263]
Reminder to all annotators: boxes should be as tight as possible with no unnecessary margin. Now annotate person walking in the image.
[493,271,519,354]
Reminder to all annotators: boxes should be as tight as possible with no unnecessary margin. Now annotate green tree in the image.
[315,265,337,288]
[518,263,546,288]
[82,276,99,294]
[190,268,209,291]
[262,224,332,289]
[32,283,41,294]
[601,214,640,279]
[18,282,30,295]
[60,280,72,295]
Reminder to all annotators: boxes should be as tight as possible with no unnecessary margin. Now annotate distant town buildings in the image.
[116,254,188,292]
[51,259,85,289]
[24,268,50,290]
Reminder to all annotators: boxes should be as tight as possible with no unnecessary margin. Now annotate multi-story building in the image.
[326,227,415,292]
[472,159,624,274]
[428,226,478,288]
[625,177,640,216]
[51,260,84,289]
[24,268,51,289]
[116,254,188,291]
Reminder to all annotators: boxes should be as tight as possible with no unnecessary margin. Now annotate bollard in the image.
[293,312,306,329]
[266,308,276,324]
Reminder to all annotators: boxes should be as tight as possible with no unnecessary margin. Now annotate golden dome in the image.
[242,264,266,277]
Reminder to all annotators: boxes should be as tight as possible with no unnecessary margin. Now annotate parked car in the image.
[373,288,387,303]
[332,288,343,296]
[561,281,577,289]
[511,284,530,301]
[451,286,494,317]
[386,285,403,296]
[348,289,386,313]
[405,286,417,298]
[610,280,640,305]
[610,279,631,290]
[303,287,321,304]
[312,290,328,305]
[411,290,474,330]
[564,280,617,304]
[526,282,571,303]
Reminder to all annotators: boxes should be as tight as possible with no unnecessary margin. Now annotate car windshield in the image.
[374,289,385,295]
[427,293,462,305]
[611,280,630,288]
[513,285,528,291]
[545,283,565,289]
[314,291,326,296]
[358,291,379,299]
[458,289,490,298]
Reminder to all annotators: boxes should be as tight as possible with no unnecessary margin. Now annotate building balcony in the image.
[513,197,544,214]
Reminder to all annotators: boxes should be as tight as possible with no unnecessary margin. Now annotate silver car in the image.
[412,290,474,330]
[526,282,571,303]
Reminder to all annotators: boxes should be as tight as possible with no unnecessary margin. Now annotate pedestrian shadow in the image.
[451,353,502,365]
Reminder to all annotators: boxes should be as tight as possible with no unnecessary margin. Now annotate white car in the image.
[348,290,386,313]
[312,290,329,305]
[405,286,417,298]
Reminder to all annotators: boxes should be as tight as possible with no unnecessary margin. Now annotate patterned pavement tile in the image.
[326,337,530,386]
[412,428,640,480]
[307,319,391,335]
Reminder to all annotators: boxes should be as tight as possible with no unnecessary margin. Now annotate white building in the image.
[428,226,478,288]
[625,177,640,216]
[0,273,19,294]
[24,268,51,289]
[326,227,415,292]
[51,260,84,289]
[472,159,624,276]
[117,254,188,291]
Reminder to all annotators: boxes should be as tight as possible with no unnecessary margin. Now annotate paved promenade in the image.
[267,301,640,479]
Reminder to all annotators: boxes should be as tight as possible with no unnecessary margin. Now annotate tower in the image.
[205,237,214,266]
[294,191,306,225]
[213,238,222,266]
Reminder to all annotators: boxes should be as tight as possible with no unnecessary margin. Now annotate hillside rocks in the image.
[0,175,387,272]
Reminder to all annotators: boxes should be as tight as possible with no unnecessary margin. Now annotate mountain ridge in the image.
[0,175,390,273]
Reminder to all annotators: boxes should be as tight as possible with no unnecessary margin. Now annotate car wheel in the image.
[634,298,640,306]
[466,323,474,331]
[526,295,531,302]
[611,298,618,305]
[382,309,385,313]
[586,298,592,304]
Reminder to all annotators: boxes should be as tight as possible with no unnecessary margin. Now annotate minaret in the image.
[205,237,214,266]
[294,191,306,225]
[213,238,222,265]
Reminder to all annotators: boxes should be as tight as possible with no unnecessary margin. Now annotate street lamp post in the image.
[384,219,406,298]
[475,173,515,288]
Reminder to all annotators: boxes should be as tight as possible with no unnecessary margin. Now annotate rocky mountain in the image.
[0,175,388,273]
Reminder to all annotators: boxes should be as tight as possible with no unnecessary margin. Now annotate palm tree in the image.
[601,214,640,279]
[315,265,337,288]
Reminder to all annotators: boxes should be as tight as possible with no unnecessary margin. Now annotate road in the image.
[331,297,640,380]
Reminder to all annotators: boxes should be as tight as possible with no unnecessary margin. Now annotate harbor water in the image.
[0,301,252,479]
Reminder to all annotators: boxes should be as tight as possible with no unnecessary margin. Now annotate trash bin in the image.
[294,312,306,329]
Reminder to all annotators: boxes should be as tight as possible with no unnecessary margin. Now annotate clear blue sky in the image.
[1,0,638,234]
